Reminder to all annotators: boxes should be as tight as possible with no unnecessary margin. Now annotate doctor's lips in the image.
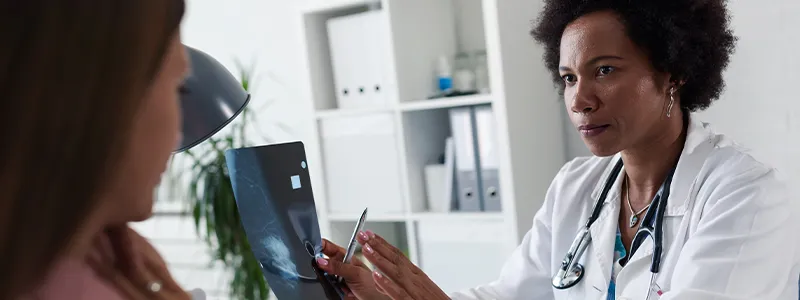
[578,124,610,137]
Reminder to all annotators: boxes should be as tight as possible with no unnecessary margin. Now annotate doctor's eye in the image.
[597,66,615,76]
[561,74,577,85]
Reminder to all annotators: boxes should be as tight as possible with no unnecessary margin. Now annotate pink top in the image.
[29,258,124,300]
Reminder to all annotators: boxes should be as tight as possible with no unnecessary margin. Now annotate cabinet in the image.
[293,0,566,293]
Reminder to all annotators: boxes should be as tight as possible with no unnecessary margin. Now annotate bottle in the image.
[474,50,490,94]
[453,52,476,93]
[436,55,453,94]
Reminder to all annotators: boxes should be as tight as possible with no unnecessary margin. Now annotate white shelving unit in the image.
[293,0,566,293]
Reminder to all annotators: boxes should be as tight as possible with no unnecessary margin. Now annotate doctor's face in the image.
[558,10,673,156]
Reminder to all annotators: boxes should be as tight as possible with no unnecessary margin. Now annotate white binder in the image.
[448,107,481,211]
[474,105,501,211]
[326,10,392,110]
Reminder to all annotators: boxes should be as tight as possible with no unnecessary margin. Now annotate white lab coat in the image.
[451,116,800,300]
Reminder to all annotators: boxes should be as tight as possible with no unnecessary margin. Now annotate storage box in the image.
[327,10,394,110]
[320,113,405,215]
[424,164,449,212]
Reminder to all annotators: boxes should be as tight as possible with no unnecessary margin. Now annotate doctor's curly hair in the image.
[531,0,737,112]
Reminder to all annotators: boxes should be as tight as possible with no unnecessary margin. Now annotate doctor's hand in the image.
[316,238,389,300]
[357,230,450,300]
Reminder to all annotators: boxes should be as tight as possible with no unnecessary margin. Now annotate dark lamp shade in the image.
[174,45,251,152]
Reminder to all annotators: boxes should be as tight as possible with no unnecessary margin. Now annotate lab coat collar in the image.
[584,113,716,294]
[662,113,716,216]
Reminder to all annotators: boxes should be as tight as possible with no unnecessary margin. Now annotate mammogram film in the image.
[225,142,343,299]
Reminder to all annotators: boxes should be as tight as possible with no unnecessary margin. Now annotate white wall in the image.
[135,0,800,298]
[696,0,800,191]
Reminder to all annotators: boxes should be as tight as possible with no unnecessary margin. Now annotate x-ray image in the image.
[226,141,344,300]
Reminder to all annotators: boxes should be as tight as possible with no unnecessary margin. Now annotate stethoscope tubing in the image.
[552,157,677,294]
[586,160,625,228]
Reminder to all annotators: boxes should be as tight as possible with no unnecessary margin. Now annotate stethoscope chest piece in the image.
[551,263,584,289]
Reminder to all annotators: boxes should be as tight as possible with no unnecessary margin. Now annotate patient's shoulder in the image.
[27,258,124,300]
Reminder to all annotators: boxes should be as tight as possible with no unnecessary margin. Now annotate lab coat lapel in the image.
[585,156,625,295]
[616,236,659,298]
[663,115,716,216]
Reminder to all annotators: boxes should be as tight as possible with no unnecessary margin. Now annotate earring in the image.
[666,87,675,118]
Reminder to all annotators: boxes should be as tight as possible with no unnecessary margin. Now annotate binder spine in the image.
[467,106,486,211]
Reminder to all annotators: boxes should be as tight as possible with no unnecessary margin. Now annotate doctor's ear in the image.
[668,78,686,94]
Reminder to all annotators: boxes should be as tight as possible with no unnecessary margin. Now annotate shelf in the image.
[411,212,505,222]
[315,107,392,119]
[314,93,493,119]
[400,93,492,112]
[298,0,378,14]
[327,213,408,222]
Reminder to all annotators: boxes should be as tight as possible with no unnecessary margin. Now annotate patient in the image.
[0,1,193,299]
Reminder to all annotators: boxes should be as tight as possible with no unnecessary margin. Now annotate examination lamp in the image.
[174,45,251,152]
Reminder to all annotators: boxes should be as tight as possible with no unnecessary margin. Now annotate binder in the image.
[326,10,392,110]
[448,107,481,211]
[443,137,457,211]
[474,105,502,211]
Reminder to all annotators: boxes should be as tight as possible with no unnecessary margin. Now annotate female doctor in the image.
[317,0,800,299]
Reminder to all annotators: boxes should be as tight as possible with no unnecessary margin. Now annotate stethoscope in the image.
[551,158,676,299]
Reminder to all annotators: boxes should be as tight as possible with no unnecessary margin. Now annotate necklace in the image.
[625,176,652,228]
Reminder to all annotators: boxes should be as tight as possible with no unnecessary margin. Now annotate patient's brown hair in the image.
[0,0,185,297]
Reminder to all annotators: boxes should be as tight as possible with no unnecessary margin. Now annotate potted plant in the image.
[169,62,272,300]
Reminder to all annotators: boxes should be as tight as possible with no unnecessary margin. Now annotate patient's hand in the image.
[316,238,389,300]
[357,230,450,300]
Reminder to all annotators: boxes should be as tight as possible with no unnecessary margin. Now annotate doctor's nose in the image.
[569,82,598,114]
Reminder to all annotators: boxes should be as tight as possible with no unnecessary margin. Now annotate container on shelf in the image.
[423,164,450,213]
[453,52,476,93]
[473,50,490,94]
[327,10,394,110]
[436,55,453,94]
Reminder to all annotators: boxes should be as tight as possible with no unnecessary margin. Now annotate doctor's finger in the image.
[360,241,418,291]
[321,238,369,269]
[316,257,368,283]
[321,238,349,259]
[358,231,413,268]
[342,288,357,300]
[373,271,412,300]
